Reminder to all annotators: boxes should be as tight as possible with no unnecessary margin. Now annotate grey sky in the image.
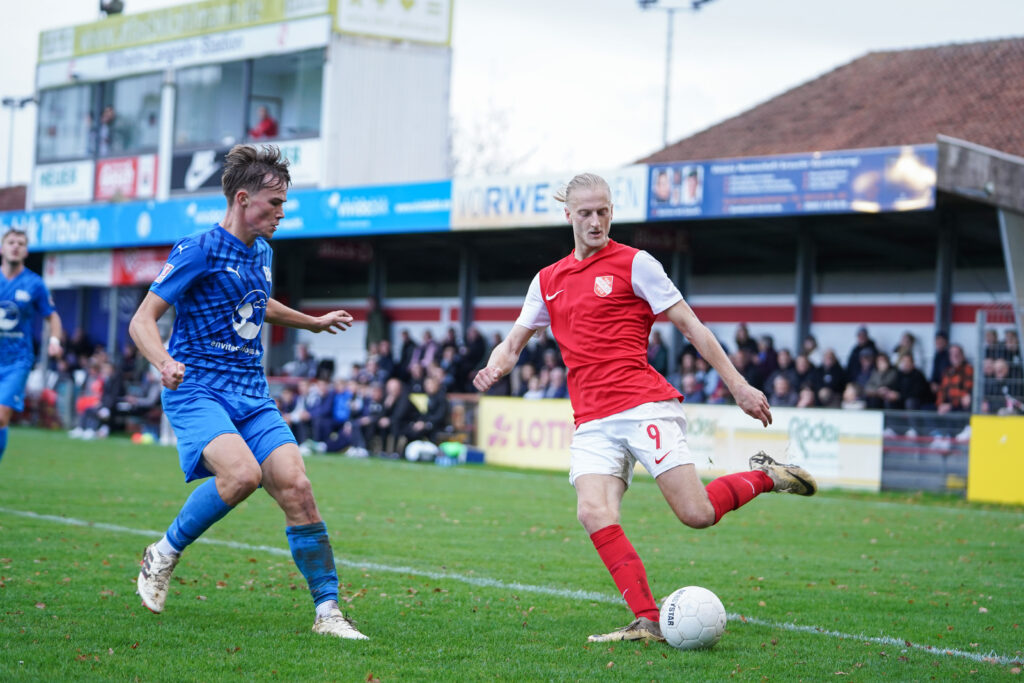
[1,0,1020,185]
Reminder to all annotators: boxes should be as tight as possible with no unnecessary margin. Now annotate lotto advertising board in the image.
[647,144,937,221]
[476,399,884,491]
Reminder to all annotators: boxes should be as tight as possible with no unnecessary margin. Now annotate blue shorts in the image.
[0,363,32,412]
[161,382,297,482]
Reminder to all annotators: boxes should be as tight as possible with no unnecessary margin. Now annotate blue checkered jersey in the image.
[151,225,274,398]
[0,267,55,368]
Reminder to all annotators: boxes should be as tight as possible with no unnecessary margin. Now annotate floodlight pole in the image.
[662,8,675,148]
[639,0,716,148]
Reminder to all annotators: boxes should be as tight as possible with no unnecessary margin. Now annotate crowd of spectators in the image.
[675,323,1024,415]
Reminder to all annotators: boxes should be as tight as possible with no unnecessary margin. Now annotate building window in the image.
[248,49,323,141]
[97,73,163,157]
[175,61,246,149]
[37,84,95,163]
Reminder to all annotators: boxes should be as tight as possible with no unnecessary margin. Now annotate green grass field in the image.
[1,428,1021,681]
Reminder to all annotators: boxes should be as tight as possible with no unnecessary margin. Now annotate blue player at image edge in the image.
[0,228,64,464]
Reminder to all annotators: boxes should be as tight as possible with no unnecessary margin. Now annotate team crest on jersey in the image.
[154,262,174,284]
[262,266,272,283]
[14,289,30,302]
[0,301,19,330]
[594,275,614,298]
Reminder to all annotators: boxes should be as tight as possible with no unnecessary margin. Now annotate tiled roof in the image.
[639,37,1024,163]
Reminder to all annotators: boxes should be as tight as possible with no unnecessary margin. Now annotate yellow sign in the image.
[477,397,574,471]
[40,0,332,61]
[967,416,1024,505]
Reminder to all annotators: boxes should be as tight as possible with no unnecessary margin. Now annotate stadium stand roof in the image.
[639,37,1024,163]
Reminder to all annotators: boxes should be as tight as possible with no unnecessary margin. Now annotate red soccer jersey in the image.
[523,240,682,426]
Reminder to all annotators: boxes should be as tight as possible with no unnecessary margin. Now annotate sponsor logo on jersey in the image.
[545,289,564,301]
[154,262,174,284]
[594,276,614,297]
[14,289,30,302]
[0,301,19,330]
[262,266,272,283]
[231,289,268,340]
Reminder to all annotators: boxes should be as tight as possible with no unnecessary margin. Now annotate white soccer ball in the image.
[659,585,727,650]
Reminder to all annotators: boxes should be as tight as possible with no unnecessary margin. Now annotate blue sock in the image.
[0,427,7,464]
[286,521,339,607]
[165,479,233,552]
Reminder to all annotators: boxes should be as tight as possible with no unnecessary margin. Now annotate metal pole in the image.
[662,8,675,147]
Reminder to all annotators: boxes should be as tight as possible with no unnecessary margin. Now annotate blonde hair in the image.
[554,172,612,206]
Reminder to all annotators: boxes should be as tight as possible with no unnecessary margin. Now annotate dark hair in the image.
[221,144,291,205]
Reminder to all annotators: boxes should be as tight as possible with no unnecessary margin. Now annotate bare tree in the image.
[449,101,537,177]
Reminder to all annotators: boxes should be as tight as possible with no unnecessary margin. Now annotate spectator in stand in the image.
[543,366,570,399]
[850,348,877,394]
[513,363,535,397]
[317,379,360,453]
[796,384,817,408]
[119,341,146,386]
[69,360,118,439]
[733,323,758,356]
[891,331,923,369]
[679,373,706,403]
[765,348,796,393]
[440,327,459,356]
[881,352,931,410]
[410,329,440,370]
[375,338,396,380]
[115,364,162,433]
[404,375,451,444]
[376,377,420,457]
[755,335,779,381]
[863,352,897,409]
[648,330,669,376]
[307,378,336,447]
[354,383,385,452]
[929,331,951,395]
[981,358,1022,415]
[846,326,878,378]
[840,383,866,410]
[282,343,318,379]
[362,356,390,387]
[248,105,278,139]
[818,348,847,408]
[767,374,799,407]
[283,379,314,444]
[732,348,762,393]
[694,355,724,403]
[791,353,821,394]
[801,334,823,366]
[1003,329,1021,367]
[438,345,459,391]
[458,326,487,391]
[983,328,1002,360]
[67,328,95,372]
[935,344,974,414]
[522,374,546,399]
[397,329,417,380]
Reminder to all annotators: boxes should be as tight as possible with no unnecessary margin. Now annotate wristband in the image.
[49,336,60,346]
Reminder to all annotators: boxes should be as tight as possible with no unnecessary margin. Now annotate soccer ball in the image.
[659,585,727,650]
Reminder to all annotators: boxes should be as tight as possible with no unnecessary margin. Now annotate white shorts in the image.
[569,399,695,488]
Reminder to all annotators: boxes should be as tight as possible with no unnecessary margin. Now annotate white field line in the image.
[0,506,1018,666]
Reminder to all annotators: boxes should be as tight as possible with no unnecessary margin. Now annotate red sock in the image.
[705,470,773,524]
[590,524,659,621]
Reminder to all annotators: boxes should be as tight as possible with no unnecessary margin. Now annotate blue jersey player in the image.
[0,228,63,464]
[129,145,366,640]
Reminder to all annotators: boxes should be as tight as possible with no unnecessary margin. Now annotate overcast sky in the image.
[1,0,1021,185]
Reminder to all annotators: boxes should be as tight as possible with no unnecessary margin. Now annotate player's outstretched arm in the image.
[665,299,772,427]
[473,324,535,392]
[265,298,353,334]
[130,292,185,390]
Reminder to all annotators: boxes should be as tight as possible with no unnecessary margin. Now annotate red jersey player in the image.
[473,172,817,643]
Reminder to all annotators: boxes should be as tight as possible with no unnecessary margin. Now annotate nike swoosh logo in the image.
[655,450,671,465]
[545,290,564,301]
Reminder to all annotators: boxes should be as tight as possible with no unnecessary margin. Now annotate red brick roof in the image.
[639,37,1024,163]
